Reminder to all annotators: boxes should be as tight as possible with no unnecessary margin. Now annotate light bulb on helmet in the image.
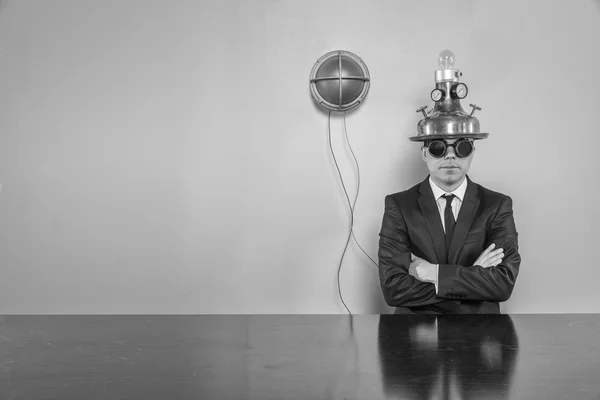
[435,49,462,83]
[437,49,455,70]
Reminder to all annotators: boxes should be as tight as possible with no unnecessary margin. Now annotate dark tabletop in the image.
[0,314,598,399]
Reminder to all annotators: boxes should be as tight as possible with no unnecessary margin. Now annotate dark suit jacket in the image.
[378,175,521,314]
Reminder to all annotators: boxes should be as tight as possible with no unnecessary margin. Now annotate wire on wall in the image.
[342,112,379,269]
[328,111,379,315]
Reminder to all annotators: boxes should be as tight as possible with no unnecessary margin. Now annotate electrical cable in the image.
[328,110,353,315]
[328,112,381,314]
[342,112,379,269]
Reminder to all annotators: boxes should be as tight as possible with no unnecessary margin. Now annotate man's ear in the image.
[421,147,427,162]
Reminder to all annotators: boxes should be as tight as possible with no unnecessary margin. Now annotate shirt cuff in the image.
[434,264,439,294]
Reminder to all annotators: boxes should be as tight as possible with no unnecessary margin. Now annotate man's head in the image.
[421,138,475,189]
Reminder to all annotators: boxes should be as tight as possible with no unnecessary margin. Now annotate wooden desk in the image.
[0,314,598,399]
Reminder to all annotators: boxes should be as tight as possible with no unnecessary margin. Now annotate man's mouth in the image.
[441,166,458,169]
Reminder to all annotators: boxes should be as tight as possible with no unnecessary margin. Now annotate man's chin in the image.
[442,169,463,177]
[437,172,464,183]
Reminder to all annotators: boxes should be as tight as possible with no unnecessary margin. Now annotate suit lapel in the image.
[448,176,480,264]
[417,177,447,264]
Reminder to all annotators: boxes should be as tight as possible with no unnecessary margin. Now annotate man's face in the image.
[421,138,474,187]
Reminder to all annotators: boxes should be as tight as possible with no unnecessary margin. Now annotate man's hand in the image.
[409,253,437,283]
[473,243,504,268]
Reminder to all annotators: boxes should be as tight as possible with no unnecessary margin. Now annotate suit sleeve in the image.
[437,196,521,302]
[378,195,442,307]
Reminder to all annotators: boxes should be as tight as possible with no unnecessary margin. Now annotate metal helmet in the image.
[409,50,489,142]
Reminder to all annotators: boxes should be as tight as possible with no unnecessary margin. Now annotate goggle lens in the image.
[455,140,474,157]
[427,139,473,158]
[428,140,447,157]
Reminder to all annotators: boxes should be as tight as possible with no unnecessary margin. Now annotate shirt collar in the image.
[429,175,468,202]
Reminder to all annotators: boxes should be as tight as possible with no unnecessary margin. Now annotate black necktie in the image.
[443,194,456,251]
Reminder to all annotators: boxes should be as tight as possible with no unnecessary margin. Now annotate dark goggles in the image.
[425,138,474,158]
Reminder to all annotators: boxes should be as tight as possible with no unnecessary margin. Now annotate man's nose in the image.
[445,146,456,159]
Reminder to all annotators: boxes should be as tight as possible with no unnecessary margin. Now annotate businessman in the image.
[378,136,521,314]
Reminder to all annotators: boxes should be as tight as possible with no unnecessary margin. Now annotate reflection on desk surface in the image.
[378,314,519,399]
[0,314,598,399]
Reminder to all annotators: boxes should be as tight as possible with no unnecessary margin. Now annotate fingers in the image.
[408,260,416,276]
[489,253,504,267]
[480,250,505,268]
[473,244,495,266]
[484,249,504,263]
[479,248,504,261]
[480,243,495,257]
[475,246,505,268]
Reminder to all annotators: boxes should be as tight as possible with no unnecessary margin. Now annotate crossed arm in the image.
[378,195,441,308]
[378,195,521,307]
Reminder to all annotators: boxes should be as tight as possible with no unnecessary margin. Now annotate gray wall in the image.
[0,0,598,314]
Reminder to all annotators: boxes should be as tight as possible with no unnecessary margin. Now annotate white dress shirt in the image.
[428,176,468,293]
